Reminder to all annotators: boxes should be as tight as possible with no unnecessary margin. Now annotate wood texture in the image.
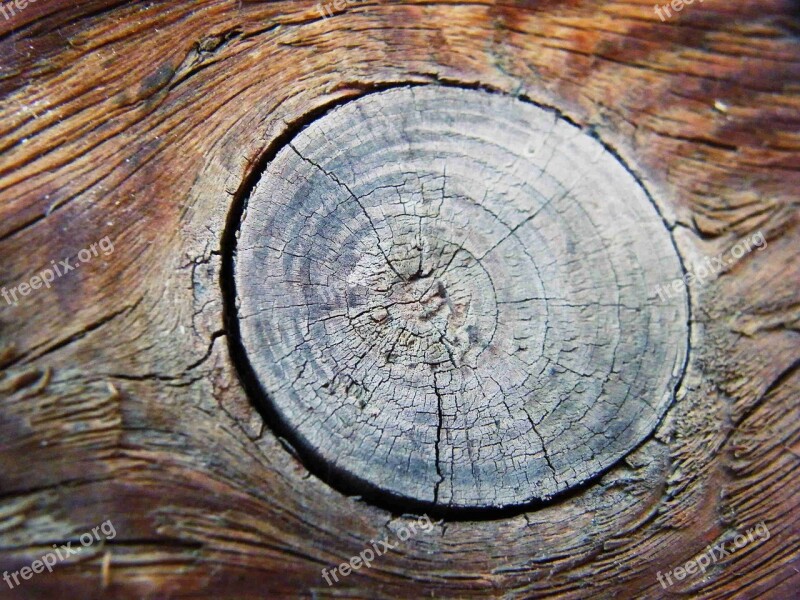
[234,86,688,510]
[0,0,798,598]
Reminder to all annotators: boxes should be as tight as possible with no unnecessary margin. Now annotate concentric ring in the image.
[233,86,688,509]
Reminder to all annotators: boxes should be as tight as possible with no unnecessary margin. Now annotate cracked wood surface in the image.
[0,0,798,598]
[234,86,688,510]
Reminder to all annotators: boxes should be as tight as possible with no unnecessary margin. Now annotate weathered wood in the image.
[0,0,798,598]
[234,86,688,510]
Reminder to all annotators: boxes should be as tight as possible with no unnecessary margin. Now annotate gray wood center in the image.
[233,86,688,510]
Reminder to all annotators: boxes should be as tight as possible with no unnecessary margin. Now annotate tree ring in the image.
[232,86,688,510]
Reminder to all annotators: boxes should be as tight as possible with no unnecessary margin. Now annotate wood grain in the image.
[0,0,797,598]
[234,86,688,510]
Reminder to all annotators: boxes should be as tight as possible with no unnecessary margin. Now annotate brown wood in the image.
[0,0,798,598]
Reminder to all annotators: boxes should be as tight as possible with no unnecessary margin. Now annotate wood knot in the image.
[230,86,688,511]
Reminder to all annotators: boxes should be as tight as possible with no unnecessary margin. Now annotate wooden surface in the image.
[234,86,688,511]
[0,0,798,598]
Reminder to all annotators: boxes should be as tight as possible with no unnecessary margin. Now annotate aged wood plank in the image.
[0,0,797,598]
